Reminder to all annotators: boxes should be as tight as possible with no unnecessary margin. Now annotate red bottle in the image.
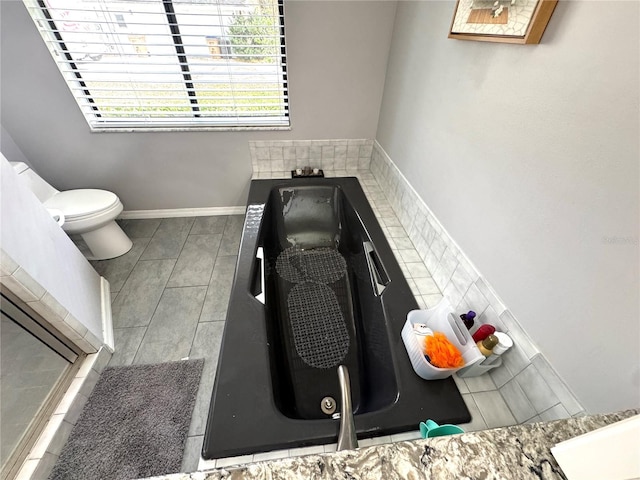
[472,324,496,343]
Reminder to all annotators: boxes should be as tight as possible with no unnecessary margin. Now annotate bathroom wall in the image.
[0,154,105,352]
[375,1,639,413]
[0,0,397,211]
[0,125,30,166]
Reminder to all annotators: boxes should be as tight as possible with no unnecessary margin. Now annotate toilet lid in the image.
[44,189,120,219]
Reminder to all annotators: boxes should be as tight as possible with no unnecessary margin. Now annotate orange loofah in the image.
[424,332,464,369]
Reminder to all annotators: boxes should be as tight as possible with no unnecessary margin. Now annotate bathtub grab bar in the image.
[337,365,358,451]
[364,241,389,296]
[255,247,266,305]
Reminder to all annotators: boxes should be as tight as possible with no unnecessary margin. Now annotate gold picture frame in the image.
[448,0,558,44]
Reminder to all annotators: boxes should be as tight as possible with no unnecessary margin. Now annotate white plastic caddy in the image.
[402,298,484,380]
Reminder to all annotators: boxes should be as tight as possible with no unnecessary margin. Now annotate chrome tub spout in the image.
[337,365,358,450]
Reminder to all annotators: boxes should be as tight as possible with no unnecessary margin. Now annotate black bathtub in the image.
[202,177,470,460]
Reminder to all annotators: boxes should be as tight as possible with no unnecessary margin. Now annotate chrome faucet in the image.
[336,365,358,450]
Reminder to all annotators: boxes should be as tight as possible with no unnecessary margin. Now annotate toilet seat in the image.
[44,189,123,234]
[44,189,119,218]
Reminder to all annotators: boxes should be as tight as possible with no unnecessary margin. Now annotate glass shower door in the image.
[0,293,79,477]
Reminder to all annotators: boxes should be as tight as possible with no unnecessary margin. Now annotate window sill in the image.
[89,125,292,133]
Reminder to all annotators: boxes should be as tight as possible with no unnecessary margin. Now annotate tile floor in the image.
[90,172,523,473]
[91,215,242,472]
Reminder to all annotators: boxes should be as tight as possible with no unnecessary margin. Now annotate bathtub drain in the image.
[321,396,336,415]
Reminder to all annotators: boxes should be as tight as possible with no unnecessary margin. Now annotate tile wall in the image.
[369,141,586,421]
[248,139,373,178]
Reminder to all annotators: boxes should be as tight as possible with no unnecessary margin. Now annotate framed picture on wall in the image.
[449,0,558,44]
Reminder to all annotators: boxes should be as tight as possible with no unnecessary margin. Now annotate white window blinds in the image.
[24,0,289,131]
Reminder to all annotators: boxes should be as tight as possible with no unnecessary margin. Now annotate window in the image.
[24,0,289,131]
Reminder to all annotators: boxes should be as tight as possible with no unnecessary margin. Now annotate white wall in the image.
[0,155,104,344]
[0,0,396,210]
[376,1,639,413]
[1,125,30,166]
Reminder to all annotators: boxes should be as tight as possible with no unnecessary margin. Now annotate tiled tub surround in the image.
[249,139,374,177]
[368,141,586,420]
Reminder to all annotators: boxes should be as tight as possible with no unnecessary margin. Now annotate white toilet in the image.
[11,162,133,260]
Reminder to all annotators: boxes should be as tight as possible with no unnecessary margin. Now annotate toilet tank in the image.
[11,162,59,203]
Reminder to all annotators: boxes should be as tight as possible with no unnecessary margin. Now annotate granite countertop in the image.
[147,409,638,480]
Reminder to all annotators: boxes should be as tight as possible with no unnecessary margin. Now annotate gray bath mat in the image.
[49,359,204,480]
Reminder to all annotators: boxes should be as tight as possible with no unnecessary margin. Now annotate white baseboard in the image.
[119,206,246,220]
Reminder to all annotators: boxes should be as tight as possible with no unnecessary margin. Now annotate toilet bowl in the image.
[11,162,133,260]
